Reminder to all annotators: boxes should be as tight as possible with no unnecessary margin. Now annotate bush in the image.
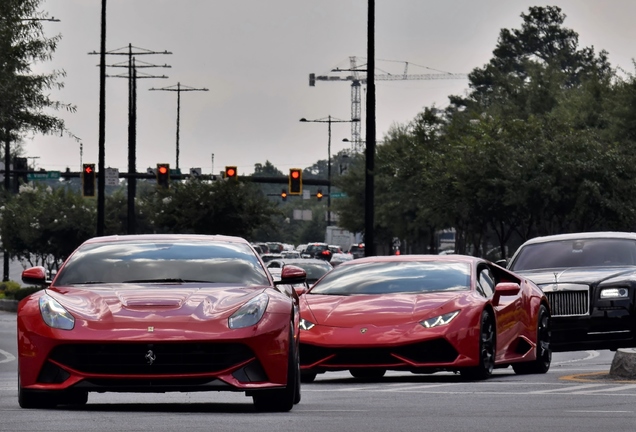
[14,286,44,301]
[0,281,21,298]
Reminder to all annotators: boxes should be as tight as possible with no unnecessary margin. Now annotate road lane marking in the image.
[0,349,15,364]
[571,384,636,394]
[552,350,601,365]
[529,384,605,394]
[565,410,633,413]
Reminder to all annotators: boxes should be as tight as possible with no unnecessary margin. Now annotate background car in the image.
[507,231,636,352]
[301,242,332,261]
[348,243,365,259]
[298,254,551,382]
[267,258,333,286]
[17,234,305,411]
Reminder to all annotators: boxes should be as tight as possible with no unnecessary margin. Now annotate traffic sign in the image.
[105,168,119,186]
[330,192,347,198]
[27,171,60,180]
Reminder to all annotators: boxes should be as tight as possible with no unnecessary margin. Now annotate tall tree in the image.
[0,0,75,165]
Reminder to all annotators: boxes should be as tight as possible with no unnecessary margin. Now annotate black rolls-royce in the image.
[507,232,636,352]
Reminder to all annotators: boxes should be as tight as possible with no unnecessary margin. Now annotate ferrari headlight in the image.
[600,288,629,299]
[299,318,315,331]
[39,294,75,330]
[228,293,269,329]
[420,310,460,328]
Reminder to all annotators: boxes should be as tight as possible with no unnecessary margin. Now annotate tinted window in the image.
[309,261,470,295]
[510,238,636,271]
[54,240,270,286]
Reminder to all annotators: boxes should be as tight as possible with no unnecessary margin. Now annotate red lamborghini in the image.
[298,255,551,382]
[17,234,305,411]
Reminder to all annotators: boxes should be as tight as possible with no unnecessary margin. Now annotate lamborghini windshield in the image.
[309,261,471,295]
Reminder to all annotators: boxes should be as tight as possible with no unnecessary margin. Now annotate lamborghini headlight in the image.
[39,294,75,330]
[299,318,315,331]
[420,310,460,328]
[600,288,629,299]
[228,293,269,329]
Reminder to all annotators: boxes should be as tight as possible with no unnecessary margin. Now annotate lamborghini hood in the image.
[302,291,466,327]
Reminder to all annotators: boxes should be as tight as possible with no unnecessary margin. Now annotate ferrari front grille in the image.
[300,339,458,367]
[545,291,589,317]
[48,342,254,375]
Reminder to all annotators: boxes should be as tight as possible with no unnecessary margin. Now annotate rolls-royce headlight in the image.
[600,288,629,299]
[228,293,269,329]
[39,294,75,330]
[299,318,315,331]
[420,310,460,328]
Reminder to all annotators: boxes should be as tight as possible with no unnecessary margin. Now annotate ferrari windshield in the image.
[54,239,271,286]
[309,261,471,295]
[510,238,636,271]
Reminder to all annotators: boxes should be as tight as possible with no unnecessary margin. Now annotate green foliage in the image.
[0,280,21,298]
[13,286,42,301]
[0,0,76,143]
[0,183,96,273]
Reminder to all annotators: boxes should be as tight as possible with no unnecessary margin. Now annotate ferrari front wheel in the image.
[349,369,386,380]
[461,309,495,381]
[513,304,552,375]
[300,371,317,383]
[253,323,298,412]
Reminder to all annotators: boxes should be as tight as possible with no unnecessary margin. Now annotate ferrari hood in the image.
[302,292,464,327]
[45,284,266,322]
[515,267,636,286]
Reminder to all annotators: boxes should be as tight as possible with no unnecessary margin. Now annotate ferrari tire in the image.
[18,388,57,409]
[300,371,317,383]
[461,309,495,381]
[253,323,298,412]
[513,304,552,375]
[349,369,386,380]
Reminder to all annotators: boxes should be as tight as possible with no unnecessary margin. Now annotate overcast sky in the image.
[27,0,636,175]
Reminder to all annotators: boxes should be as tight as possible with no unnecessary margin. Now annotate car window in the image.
[510,238,636,271]
[477,266,495,298]
[310,261,470,295]
[54,240,270,286]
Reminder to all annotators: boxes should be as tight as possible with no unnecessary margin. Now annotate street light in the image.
[299,116,359,226]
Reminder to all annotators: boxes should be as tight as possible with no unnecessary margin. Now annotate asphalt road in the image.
[1,310,635,432]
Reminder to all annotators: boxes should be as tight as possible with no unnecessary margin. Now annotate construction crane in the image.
[309,56,468,153]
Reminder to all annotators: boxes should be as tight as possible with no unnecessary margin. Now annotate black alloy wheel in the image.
[461,309,495,380]
[513,304,552,375]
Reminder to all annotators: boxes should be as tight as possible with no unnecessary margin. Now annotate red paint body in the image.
[299,255,548,377]
[17,234,301,408]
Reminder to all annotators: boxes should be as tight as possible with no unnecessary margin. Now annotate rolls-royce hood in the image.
[302,292,464,327]
[515,267,636,286]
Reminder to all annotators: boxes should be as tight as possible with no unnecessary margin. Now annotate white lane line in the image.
[565,410,633,413]
[552,350,600,365]
[524,383,606,394]
[571,384,636,394]
[0,349,15,364]
[384,383,460,392]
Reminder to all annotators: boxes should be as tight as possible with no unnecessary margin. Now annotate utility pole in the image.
[149,83,208,171]
[365,0,376,256]
[90,44,171,235]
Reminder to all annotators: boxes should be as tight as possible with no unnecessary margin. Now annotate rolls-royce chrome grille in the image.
[541,283,589,317]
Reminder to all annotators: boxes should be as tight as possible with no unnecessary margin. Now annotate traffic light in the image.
[281,189,288,201]
[225,166,237,179]
[14,157,28,185]
[316,189,323,201]
[82,163,96,197]
[289,168,302,195]
[156,163,170,188]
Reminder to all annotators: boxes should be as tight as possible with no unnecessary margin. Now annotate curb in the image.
[0,299,18,313]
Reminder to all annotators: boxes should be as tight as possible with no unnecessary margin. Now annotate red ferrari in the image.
[17,234,305,411]
[298,255,551,382]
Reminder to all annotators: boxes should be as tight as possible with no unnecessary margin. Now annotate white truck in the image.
[325,226,359,253]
